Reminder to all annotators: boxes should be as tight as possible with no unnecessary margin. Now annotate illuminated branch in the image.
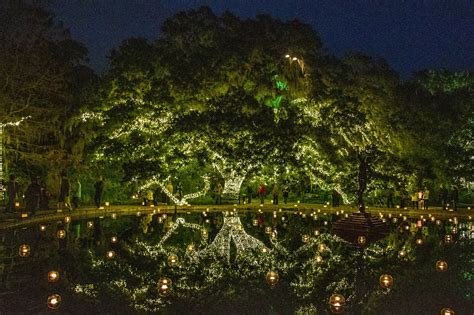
[139,175,210,206]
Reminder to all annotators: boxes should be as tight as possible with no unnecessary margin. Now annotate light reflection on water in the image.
[0,211,472,314]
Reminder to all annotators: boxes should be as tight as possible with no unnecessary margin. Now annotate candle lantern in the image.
[314,255,323,264]
[106,250,116,259]
[379,274,393,289]
[357,235,367,246]
[111,236,118,244]
[436,260,448,272]
[398,249,407,258]
[440,308,455,315]
[47,294,61,309]
[56,229,66,239]
[48,271,60,282]
[19,244,30,257]
[329,294,345,314]
[64,216,71,224]
[415,238,424,246]
[167,254,179,267]
[186,244,195,252]
[158,278,172,296]
[266,271,279,286]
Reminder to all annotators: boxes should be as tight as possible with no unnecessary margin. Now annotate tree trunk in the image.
[222,173,245,199]
[357,154,368,213]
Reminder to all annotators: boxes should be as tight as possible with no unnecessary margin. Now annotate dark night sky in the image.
[51,0,474,78]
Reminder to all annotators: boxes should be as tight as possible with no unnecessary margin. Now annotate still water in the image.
[0,211,472,314]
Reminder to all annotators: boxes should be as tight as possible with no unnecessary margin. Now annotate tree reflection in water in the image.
[0,211,472,314]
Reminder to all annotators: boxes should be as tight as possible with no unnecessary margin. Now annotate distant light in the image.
[48,271,60,282]
[19,244,30,257]
[106,250,116,259]
[47,294,61,309]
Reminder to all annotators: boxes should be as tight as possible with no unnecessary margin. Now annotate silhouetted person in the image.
[440,186,449,210]
[246,184,253,204]
[71,178,81,210]
[25,176,41,215]
[94,177,104,208]
[57,173,71,211]
[258,183,266,204]
[272,184,279,205]
[6,174,18,213]
[451,187,459,211]
[331,189,340,207]
[386,188,394,208]
[283,185,289,204]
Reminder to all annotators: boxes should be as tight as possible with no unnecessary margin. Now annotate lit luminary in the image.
[398,249,407,258]
[301,234,310,243]
[105,201,110,207]
[106,250,116,259]
[18,244,30,257]
[415,238,424,246]
[440,308,455,315]
[48,271,60,282]
[261,246,268,253]
[167,254,179,267]
[87,221,94,229]
[444,235,453,244]
[186,244,195,252]
[158,277,172,296]
[436,260,448,272]
[15,202,20,208]
[64,216,71,224]
[329,294,345,314]
[379,274,393,289]
[314,229,320,236]
[39,225,46,232]
[266,271,279,286]
[357,235,367,246]
[111,213,117,219]
[314,255,323,263]
[47,294,61,309]
[111,236,118,244]
[56,229,66,239]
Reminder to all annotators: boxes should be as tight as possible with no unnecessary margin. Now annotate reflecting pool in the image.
[0,210,473,314]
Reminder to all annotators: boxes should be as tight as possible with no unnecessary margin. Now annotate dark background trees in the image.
[0,1,96,195]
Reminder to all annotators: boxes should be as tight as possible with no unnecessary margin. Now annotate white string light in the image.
[0,116,31,197]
